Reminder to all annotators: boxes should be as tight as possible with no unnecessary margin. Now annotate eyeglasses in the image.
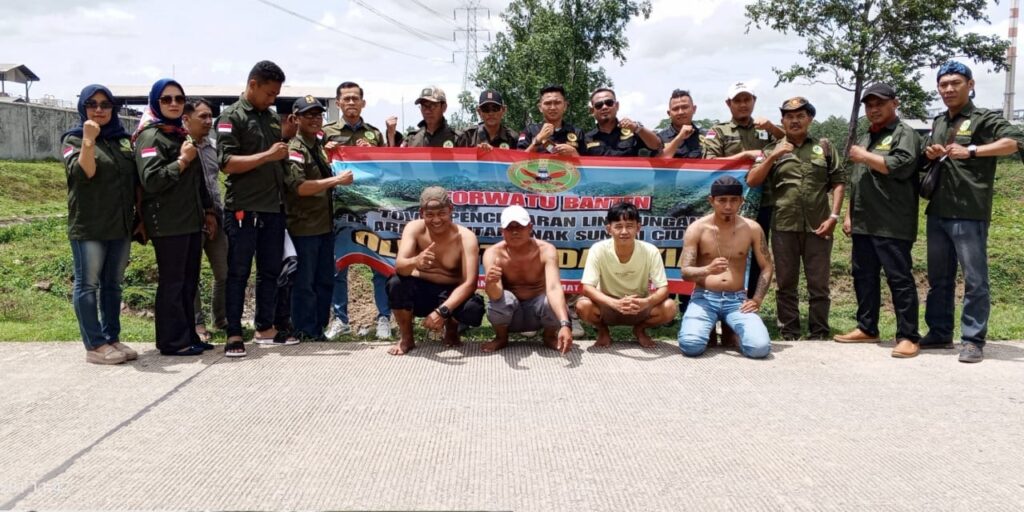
[159,95,187,105]
[298,112,323,120]
[479,104,502,114]
[84,100,114,110]
[592,98,616,109]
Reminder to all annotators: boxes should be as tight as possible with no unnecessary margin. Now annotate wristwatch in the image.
[559,319,572,329]
[968,144,978,158]
[435,304,452,319]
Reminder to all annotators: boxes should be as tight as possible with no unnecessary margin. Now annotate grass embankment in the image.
[1,159,1023,342]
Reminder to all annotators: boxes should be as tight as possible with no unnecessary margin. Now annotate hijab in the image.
[61,84,130,142]
[131,78,188,142]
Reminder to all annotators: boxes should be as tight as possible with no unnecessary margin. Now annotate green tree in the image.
[746,0,1009,150]
[449,90,479,132]
[474,0,652,133]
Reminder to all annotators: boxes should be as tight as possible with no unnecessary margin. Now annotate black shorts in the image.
[386,274,485,326]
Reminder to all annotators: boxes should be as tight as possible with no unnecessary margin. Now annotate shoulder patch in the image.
[217,122,232,134]
[62,145,75,159]
[288,151,304,163]
[140,147,157,159]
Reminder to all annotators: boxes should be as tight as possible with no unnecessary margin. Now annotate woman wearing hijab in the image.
[133,78,216,356]
[61,84,140,365]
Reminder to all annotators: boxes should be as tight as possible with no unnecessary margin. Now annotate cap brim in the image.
[478,100,502,107]
[728,89,754,99]
[860,93,895,102]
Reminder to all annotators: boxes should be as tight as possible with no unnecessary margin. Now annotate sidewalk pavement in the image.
[2,339,1023,511]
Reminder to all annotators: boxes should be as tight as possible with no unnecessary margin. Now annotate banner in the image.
[329,147,757,295]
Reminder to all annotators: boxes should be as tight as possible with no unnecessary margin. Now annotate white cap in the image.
[726,82,756,100]
[500,205,531,228]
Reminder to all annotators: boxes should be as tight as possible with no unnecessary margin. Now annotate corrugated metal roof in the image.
[0,64,41,83]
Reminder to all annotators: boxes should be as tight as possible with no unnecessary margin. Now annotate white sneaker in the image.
[376,316,392,340]
[571,318,585,338]
[325,318,351,340]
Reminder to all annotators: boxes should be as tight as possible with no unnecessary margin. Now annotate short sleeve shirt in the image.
[581,239,669,298]
[764,138,846,233]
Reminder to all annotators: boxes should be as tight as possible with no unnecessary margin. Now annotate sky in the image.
[2,0,1020,129]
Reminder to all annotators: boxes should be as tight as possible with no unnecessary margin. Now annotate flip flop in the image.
[224,340,247,358]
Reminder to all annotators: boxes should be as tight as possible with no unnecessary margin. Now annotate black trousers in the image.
[386,274,485,326]
[851,234,920,341]
[152,232,203,353]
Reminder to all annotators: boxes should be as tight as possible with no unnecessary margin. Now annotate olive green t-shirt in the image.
[764,138,846,233]
[926,102,1024,221]
[61,135,137,240]
[848,120,923,241]
[284,134,335,237]
[216,95,286,213]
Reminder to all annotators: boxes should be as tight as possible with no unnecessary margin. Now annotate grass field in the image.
[2,158,1022,343]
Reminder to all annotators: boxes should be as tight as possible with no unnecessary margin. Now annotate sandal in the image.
[224,340,247,358]
[271,330,300,346]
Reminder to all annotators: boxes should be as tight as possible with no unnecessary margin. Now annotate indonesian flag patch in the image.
[62,146,75,159]
[288,151,304,163]
[316,131,324,140]
[216,122,232,134]
[140,147,157,159]
[706,129,717,139]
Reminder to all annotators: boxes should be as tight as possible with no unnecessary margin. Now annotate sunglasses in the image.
[479,104,502,114]
[593,98,616,109]
[84,100,114,110]
[159,95,187,105]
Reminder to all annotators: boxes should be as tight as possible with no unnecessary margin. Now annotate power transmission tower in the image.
[1004,0,1019,121]
[453,1,490,93]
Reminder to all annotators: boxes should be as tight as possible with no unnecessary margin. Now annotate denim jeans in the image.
[291,232,335,338]
[332,267,391,323]
[925,216,990,346]
[224,210,285,337]
[678,289,771,359]
[70,238,131,350]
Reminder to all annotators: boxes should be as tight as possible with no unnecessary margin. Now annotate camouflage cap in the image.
[419,186,452,209]
[414,86,447,105]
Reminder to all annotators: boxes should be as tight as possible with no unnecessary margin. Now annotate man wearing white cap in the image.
[481,205,573,354]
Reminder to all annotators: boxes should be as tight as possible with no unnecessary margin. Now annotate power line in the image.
[411,0,458,27]
[351,0,455,53]
[253,0,428,60]
[454,0,491,92]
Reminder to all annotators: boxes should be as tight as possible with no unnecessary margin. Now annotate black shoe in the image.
[196,341,215,351]
[920,333,954,350]
[160,344,205,356]
[958,342,984,363]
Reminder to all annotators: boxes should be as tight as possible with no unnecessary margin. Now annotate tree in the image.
[449,91,479,132]
[746,1,1009,150]
[474,0,652,133]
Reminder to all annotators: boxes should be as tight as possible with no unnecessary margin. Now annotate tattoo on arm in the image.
[757,230,772,267]
[753,229,772,302]
[680,246,702,280]
[753,272,771,303]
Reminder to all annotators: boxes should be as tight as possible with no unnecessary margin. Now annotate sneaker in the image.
[375,316,392,340]
[958,342,984,363]
[325,318,351,340]
[86,344,127,365]
[571,318,585,338]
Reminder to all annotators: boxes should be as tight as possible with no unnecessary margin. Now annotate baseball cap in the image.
[419,186,452,209]
[779,96,816,117]
[293,95,325,114]
[415,86,447,105]
[860,83,896,102]
[726,82,756,100]
[500,205,531,228]
[478,90,504,107]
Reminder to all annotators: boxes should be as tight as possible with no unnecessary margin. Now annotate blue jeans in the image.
[291,232,335,338]
[678,289,771,359]
[69,238,131,350]
[332,267,391,323]
[224,210,285,337]
[925,216,990,346]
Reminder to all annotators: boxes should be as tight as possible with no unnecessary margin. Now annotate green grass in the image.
[2,159,1023,342]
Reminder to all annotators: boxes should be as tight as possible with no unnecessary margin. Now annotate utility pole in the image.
[1004,0,1019,121]
[453,1,490,93]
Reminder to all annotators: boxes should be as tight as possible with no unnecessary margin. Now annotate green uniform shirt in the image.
[927,101,1024,221]
[322,118,386,147]
[848,119,923,241]
[764,138,845,233]
[707,119,776,205]
[456,123,518,148]
[62,135,137,240]
[216,95,286,213]
[284,134,334,237]
[404,118,460,148]
[135,127,210,238]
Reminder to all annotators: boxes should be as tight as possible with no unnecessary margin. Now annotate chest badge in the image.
[442,140,454,148]
[566,133,578,142]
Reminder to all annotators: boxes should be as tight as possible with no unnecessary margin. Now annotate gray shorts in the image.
[487,290,561,333]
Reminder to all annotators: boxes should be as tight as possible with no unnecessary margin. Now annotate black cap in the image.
[779,96,816,117]
[710,176,744,197]
[478,90,504,107]
[860,83,896,102]
[293,95,325,114]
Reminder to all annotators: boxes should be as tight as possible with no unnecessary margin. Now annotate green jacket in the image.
[322,118,386,147]
[216,95,286,213]
[927,101,1024,221]
[62,135,137,240]
[404,118,460,148]
[707,119,777,206]
[764,137,846,233]
[285,134,334,237]
[135,127,210,237]
[848,120,923,241]
[456,123,519,148]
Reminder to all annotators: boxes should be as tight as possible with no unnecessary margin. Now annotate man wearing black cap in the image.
[284,96,354,341]
[921,61,1024,363]
[404,85,460,148]
[583,87,663,156]
[678,176,772,359]
[834,83,924,357]
[517,84,585,156]
[456,90,519,149]
[747,96,845,341]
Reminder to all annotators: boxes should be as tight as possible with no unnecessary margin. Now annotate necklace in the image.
[714,218,737,281]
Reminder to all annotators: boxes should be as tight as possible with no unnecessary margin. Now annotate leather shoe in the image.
[891,338,919,358]
[833,328,880,343]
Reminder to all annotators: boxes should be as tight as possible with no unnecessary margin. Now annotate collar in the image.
[419,118,449,135]
[194,135,212,147]
[730,118,755,129]
[238,94,256,112]
[298,132,319,149]
[344,117,365,131]
[946,100,976,120]
[869,118,900,134]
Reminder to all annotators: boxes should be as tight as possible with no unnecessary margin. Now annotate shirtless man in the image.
[386,186,485,355]
[677,176,772,359]
[481,205,573,354]
[576,202,677,348]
